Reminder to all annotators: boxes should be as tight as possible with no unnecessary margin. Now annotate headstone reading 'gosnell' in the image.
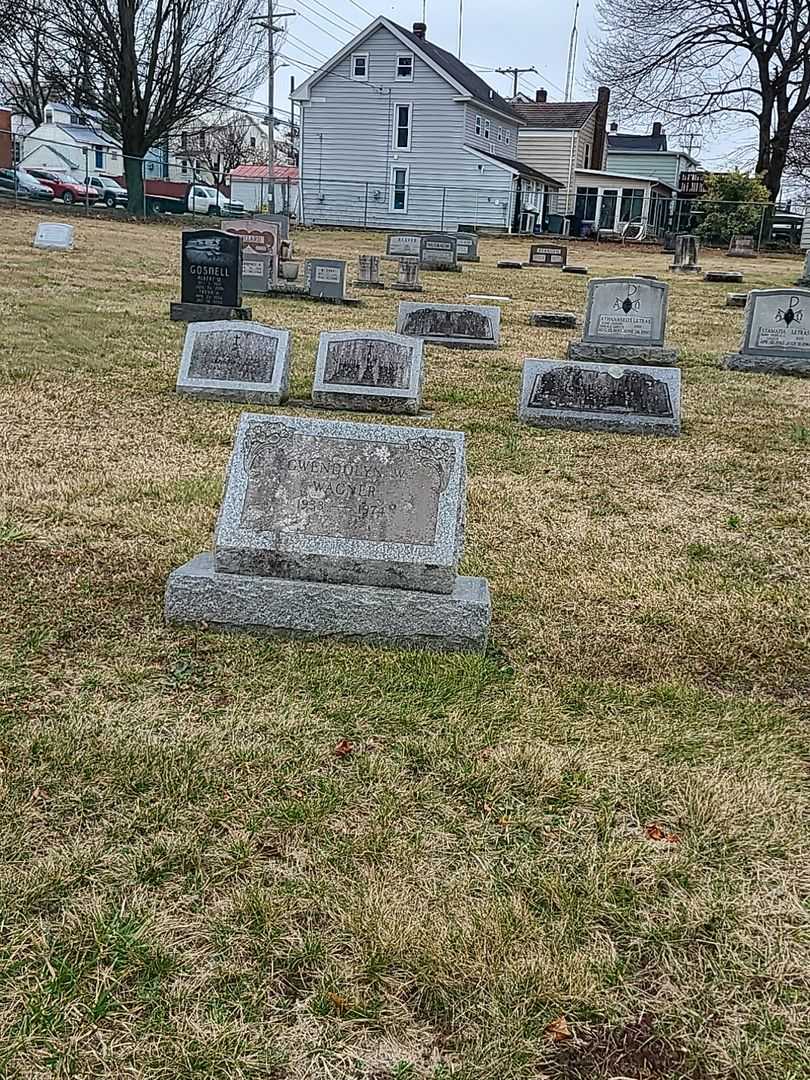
[222,219,279,293]
[670,234,701,273]
[33,222,74,251]
[722,288,810,376]
[394,257,422,292]
[420,234,460,271]
[171,229,250,322]
[386,234,422,258]
[795,250,810,287]
[518,358,681,436]
[726,293,749,309]
[568,277,677,366]
[306,258,347,301]
[456,232,480,262]
[312,330,424,414]
[165,413,491,651]
[705,270,744,283]
[527,243,568,268]
[727,234,756,258]
[354,254,385,288]
[176,321,290,404]
[530,311,578,329]
[397,301,501,349]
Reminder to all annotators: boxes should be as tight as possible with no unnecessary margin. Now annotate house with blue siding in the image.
[290,18,562,232]
[606,123,702,193]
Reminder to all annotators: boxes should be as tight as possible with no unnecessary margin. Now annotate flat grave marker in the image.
[518,358,681,436]
[33,222,74,251]
[723,287,810,375]
[397,301,500,349]
[165,414,491,651]
[312,330,423,414]
[531,311,578,329]
[176,321,290,404]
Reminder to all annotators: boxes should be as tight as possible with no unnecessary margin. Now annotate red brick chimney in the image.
[0,109,11,170]
[412,22,426,39]
[535,89,548,103]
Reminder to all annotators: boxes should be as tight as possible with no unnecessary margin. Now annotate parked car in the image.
[26,168,99,205]
[85,174,128,208]
[0,168,55,201]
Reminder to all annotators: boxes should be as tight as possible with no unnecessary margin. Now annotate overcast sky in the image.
[275,0,753,170]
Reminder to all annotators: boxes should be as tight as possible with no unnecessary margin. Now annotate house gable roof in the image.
[513,100,598,130]
[465,145,563,187]
[291,16,523,124]
[608,132,668,152]
[53,122,120,148]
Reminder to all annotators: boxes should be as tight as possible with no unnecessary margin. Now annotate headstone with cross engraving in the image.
[165,413,491,651]
[722,288,810,376]
[312,330,424,414]
[567,277,677,365]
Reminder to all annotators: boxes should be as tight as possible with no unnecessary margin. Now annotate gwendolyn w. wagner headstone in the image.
[165,414,491,651]
[567,277,677,365]
[518,358,681,436]
[722,287,810,376]
[312,330,424,414]
[176,321,291,404]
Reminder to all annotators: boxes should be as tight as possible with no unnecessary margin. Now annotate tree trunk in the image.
[123,148,145,216]
[763,135,790,202]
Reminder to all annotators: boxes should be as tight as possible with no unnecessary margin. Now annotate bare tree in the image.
[175,109,265,188]
[59,0,263,212]
[590,0,810,200]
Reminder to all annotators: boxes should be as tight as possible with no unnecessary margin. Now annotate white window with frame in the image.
[505,129,511,145]
[393,103,412,150]
[396,54,414,80]
[390,166,409,212]
[483,117,491,140]
[497,126,503,143]
[351,52,369,80]
[475,114,482,136]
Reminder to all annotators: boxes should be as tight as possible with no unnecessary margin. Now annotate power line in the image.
[496,66,538,98]
[343,0,375,17]
[293,9,349,47]
[295,0,362,34]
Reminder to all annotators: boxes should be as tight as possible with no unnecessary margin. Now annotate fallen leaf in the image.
[334,738,354,758]
[545,1016,572,1042]
[645,824,680,843]
[326,992,349,1013]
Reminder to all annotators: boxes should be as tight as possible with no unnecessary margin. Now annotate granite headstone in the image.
[386,234,423,258]
[33,222,74,251]
[176,321,290,404]
[396,301,500,349]
[727,235,756,258]
[722,288,810,375]
[394,257,423,292]
[312,330,424,414]
[670,234,701,273]
[420,234,459,271]
[171,229,250,322]
[567,277,677,365]
[795,250,810,287]
[456,232,480,262]
[518,358,681,436]
[306,258,347,300]
[222,219,279,293]
[527,243,568,268]
[354,254,384,288]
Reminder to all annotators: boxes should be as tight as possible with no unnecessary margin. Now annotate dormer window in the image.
[396,54,414,80]
[351,53,368,81]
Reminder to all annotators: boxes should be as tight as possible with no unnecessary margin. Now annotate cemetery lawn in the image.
[2,207,809,1080]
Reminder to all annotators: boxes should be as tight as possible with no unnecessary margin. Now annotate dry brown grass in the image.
[0,207,809,1079]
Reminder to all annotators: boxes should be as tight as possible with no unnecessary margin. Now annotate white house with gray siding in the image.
[290,18,561,232]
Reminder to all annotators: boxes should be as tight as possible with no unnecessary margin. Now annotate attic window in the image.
[396,54,414,80]
[351,53,369,81]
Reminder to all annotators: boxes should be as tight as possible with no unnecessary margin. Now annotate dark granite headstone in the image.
[306,258,346,300]
[528,244,568,268]
[181,230,242,308]
[420,234,459,271]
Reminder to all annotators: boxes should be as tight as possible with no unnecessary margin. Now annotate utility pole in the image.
[495,66,538,100]
[564,0,581,102]
[253,1,295,212]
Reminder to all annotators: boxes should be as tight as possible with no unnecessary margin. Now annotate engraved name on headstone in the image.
[176,321,290,404]
[518,358,681,436]
[222,219,279,292]
[456,232,480,262]
[312,331,424,414]
[568,278,676,365]
[420,233,459,271]
[396,301,501,349]
[723,288,810,375]
[306,258,346,300]
[528,243,568,268]
[33,222,74,250]
[181,229,242,308]
[386,234,423,257]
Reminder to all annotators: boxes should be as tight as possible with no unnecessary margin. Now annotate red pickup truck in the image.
[27,168,100,205]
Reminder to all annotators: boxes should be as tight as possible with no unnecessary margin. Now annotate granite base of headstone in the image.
[466,294,511,303]
[727,235,756,258]
[567,276,678,367]
[562,265,588,275]
[165,413,491,652]
[354,254,385,289]
[530,311,578,329]
[722,288,810,376]
[726,293,749,309]
[670,234,701,273]
[396,301,500,349]
[170,303,252,323]
[795,251,810,287]
[497,260,523,269]
[520,358,678,434]
[312,331,424,414]
[705,270,744,283]
[176,321,290,404]
[518,358,681,436]
[33,222,74,250]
